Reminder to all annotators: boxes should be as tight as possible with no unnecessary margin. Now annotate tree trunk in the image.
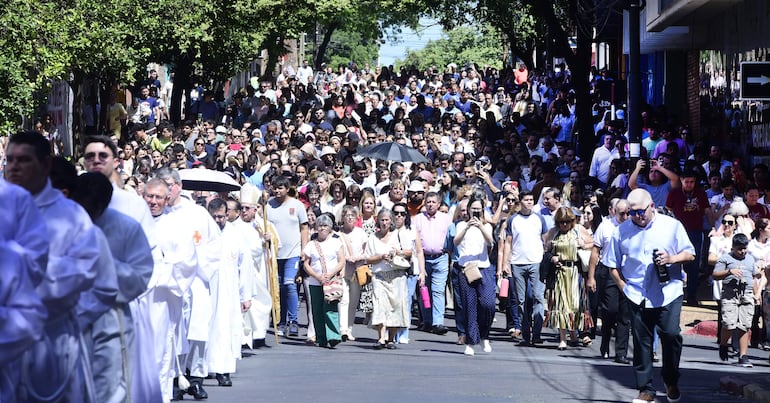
[69,71,84,152]
[170,54,193,125]
[314,22,339,71]
[508,33,535,71]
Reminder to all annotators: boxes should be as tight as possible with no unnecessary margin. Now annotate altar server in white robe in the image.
[4,132,101,402]
[81,136,164,402]
[69,172,155,403]
[237,184,272,347]
[155,168,220,400]
[0,177,49,284]
[206,198,254,387]
[0,243,47,401]
[143,178,200,402]
[0,178,49,401]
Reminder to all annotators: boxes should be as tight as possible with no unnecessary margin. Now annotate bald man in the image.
[603,189,695,403]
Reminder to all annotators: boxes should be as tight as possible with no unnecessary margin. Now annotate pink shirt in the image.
[413,210,452,255]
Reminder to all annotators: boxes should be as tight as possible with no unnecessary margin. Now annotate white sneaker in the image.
[464,345,475,356]
[483,340,492,353]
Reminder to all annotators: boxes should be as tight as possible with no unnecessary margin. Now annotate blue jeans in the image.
[419,254,449,327]
[512,263,545,342]
[504,273,522,331]
[629,296,683,394]
[450,263,467,336]
[278,257,300,325]
[396,275,419,343]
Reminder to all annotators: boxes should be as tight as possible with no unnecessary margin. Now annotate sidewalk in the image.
[681,300,718,337]
[682,301,770,402]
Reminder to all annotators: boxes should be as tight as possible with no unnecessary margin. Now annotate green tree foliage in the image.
[427,0,543,70]
[396,25,503,71]
[0,0,72,131]
[309,0,422,71]
[316,30,379,69]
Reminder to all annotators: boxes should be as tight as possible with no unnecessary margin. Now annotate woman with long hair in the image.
[357,190,377,235]
[454,195,495,355]
[392,202,425,344]
[338,205,368,341]
[321,179,346,221]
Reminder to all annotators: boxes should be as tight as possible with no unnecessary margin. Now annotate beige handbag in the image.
[462,262,482,284]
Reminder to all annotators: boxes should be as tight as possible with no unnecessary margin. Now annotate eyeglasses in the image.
[84,151,112,161]
[628,205,650,217]
[722,220,735,225]
[393,211,407,216]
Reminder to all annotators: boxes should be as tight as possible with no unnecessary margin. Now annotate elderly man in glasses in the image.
[604,188,695,403]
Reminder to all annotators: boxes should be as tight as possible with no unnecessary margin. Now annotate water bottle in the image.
[653,248,670,284]
[499,277,509,298]
[419,285,431,309]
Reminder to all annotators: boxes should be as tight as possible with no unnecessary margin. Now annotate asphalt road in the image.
[196,307,758,403]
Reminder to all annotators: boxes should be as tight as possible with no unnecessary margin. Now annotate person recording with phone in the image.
[453,195,495,356]
[628,156,680,209]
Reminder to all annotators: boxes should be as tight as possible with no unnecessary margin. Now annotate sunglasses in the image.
[393,211,407,216]
[722,220,735,225]
[628,205,649,217]
[84,151,112,161]
[557,220,573,225]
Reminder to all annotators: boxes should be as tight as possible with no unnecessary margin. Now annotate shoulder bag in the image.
[314,240,343,303]
[462,261,482,284]
[574,228,591,273]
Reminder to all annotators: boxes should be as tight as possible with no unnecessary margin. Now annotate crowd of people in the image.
[1,60,769,403]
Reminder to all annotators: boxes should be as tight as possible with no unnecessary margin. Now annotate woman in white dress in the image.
[365,209,410,349]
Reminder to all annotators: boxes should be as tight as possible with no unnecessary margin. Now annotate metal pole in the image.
[627,0,643,158]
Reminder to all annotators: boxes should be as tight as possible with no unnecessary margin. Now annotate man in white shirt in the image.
[603,189,695,403]
[589,133,620,187]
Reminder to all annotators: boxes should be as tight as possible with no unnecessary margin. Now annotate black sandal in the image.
[386,341,397,350]
[373,341,386,350]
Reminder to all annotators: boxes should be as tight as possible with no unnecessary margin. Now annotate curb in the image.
[720,375,749,396]
[720,375,770,403]
[683,320,718,338]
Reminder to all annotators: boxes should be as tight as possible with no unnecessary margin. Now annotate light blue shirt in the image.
[603,212,695,307]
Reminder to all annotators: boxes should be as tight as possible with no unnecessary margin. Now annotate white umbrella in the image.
[178,168,241,192]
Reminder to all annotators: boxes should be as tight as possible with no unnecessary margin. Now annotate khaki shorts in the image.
[721,294,754,332]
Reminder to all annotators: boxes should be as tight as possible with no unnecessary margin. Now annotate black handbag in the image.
[540,252,556,290]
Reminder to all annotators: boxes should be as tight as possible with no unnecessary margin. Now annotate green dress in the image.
[547,229,584,330]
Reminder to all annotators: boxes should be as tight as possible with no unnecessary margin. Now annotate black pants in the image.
[595,264,630,358]
[629,295,683,395]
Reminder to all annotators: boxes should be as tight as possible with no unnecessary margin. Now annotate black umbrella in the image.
[179,168,241,192]
[357,141,429,163]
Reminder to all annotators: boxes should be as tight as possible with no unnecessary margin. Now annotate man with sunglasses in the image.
[604,188,695,403]
[587,198,632,364]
